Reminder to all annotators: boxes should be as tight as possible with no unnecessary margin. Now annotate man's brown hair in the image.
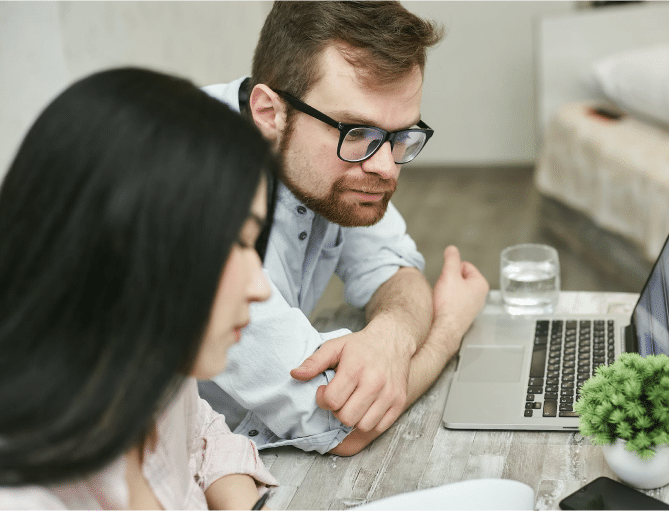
[251,1,444,99]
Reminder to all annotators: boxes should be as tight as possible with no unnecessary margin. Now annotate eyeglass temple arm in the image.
[417,120,432,131]
[275,90,341,130]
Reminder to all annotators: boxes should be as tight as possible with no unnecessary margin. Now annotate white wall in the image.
[1,1,575,181]
[0,1,271,182]
[409,1,575,166]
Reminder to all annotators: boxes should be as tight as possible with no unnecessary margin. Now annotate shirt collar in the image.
[277,181,313,215]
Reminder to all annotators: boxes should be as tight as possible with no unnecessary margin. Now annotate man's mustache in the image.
[335,176,397,195]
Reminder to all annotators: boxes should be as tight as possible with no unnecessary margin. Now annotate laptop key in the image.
[529,346,547,378]
[559,411,579,418]
[543,399,557,417]
[524,410,533,417]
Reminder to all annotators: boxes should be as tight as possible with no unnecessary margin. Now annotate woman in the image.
[0,67,279,508]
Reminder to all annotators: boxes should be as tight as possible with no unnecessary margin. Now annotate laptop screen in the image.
[632,235,669,357]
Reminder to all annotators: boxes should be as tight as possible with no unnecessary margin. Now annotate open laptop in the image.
[443,232,669,431]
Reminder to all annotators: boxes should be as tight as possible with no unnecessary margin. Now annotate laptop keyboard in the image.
[524,319,616,418]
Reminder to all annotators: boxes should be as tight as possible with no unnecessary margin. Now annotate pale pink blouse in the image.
[0,378,278,509]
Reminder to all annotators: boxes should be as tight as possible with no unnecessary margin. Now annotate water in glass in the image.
[500,244,560,314]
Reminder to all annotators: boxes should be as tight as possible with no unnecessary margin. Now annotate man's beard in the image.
[279,124,397,227]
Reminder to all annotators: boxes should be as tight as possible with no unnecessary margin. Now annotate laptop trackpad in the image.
[457,346,525,383]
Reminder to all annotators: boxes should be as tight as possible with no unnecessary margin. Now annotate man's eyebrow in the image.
[332,112,422,131]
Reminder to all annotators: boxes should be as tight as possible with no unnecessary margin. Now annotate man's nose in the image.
[360,141,400,181]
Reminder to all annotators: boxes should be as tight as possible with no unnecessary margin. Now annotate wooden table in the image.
[260,291,669,510]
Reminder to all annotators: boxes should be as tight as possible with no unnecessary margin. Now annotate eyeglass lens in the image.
[341,128,427,164]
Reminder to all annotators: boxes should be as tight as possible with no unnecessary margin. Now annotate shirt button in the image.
[297,205,307,214]
[299,231,308,240]
[248,429,259,437]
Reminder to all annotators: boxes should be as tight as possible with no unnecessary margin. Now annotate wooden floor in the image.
[312,165,641,319]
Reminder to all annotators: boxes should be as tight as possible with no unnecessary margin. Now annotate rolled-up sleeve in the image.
[337,201,425,308]
[186,380,278,492]
[210,275,354,454]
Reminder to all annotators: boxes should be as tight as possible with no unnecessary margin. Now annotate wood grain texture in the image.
[264,292,669,510]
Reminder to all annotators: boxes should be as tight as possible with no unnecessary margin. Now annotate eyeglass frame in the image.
[273,89,434,164]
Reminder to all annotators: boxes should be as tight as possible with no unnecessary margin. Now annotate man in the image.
[199,1,489,456]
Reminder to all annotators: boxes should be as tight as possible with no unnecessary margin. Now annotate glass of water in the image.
[500,243,560,315]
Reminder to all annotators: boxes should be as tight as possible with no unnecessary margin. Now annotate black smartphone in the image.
[559,477,669,510]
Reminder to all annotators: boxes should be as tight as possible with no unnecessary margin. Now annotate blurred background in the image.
[2,1,668,317]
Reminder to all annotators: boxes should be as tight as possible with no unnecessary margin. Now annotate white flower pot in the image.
[601,439,669,489]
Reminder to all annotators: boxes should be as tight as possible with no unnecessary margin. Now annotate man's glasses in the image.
[274,90,433,165]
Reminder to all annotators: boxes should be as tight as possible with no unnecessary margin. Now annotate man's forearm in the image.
[364,266,433,355]
[331,247,489,456]
[330,316,458,456]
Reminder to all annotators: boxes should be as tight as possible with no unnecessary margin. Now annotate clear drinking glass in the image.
[500,244,560,315]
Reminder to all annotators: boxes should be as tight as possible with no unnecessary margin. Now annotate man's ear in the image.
[249,84,287,145]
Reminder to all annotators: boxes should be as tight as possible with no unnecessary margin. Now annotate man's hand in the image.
[329,247,489,456]
[290,249,487,444]
[290,326,410,433]
[431,245,489,356]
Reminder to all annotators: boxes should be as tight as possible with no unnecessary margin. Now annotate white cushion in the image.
[592,44,669,127]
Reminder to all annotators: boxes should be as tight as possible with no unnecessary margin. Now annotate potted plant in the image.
[575,352,669,489]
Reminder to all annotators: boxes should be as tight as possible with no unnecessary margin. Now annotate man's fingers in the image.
[315,384,328,409]
[461,260,482,279]
[372,402,404,434]
[355,394,402,433]
[332,383,380,428]
[318,370,360,412]
[441,245,462,276]
[290,337,345,381]
[461,261,490,295]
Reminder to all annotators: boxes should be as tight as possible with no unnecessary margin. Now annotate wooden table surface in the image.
[260,291,669,510]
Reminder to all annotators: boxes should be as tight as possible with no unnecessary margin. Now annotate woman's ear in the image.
[249,85,287,146]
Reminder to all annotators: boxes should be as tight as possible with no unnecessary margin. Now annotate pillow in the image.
[592,44,669,127]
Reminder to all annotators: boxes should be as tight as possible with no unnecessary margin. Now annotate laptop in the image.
[443,233,669,431]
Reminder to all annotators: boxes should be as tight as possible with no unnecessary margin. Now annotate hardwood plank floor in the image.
[311,165,641,319]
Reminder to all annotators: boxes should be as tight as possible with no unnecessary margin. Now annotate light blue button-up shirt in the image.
[198,79,425,453]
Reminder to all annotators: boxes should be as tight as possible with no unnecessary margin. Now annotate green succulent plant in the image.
[575,353,669,459]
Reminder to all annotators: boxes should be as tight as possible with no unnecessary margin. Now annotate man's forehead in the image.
[315,44,423,94]
[305,70,422,131]
[307,45,424,129]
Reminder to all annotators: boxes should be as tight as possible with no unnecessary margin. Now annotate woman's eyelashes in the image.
[236,239,255,250]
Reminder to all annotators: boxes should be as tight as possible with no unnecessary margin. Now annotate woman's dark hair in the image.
[0,67,278,486]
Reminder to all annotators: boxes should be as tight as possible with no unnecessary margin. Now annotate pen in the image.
[252,491,270,510]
